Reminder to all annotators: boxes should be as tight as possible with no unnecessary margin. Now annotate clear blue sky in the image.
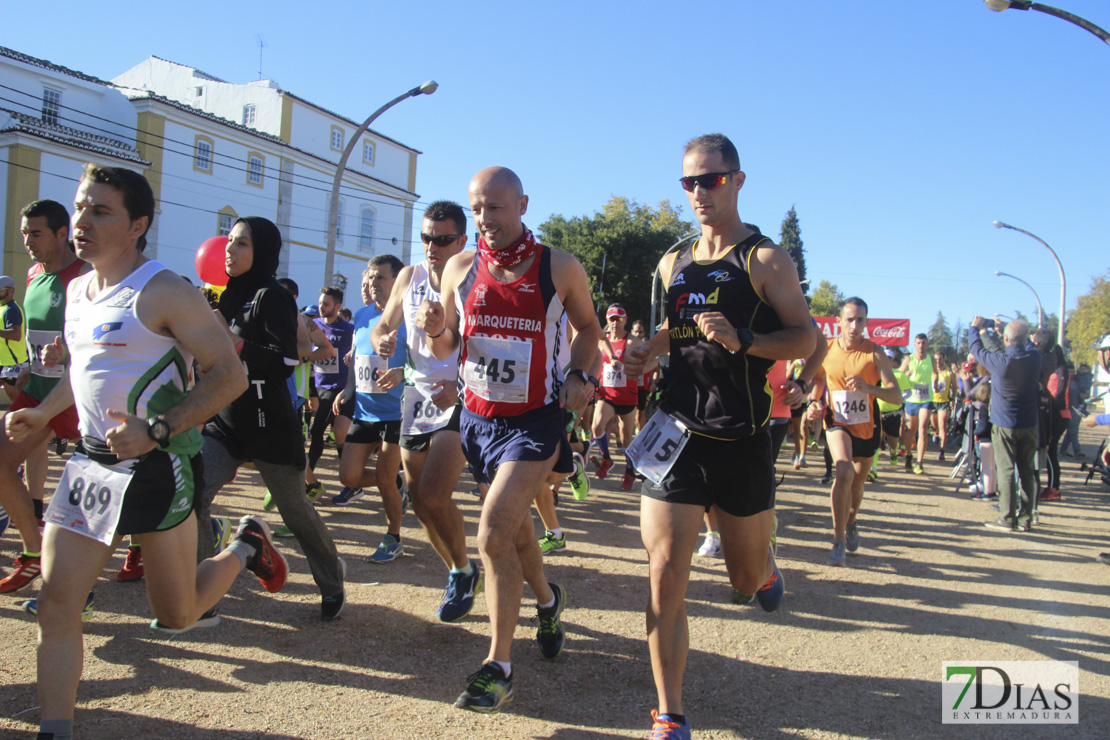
[3,0,1106,343]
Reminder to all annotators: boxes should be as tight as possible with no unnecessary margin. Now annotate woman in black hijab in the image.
[197,217,346,620]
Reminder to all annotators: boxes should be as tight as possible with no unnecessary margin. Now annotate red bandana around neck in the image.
[477,226,539,269]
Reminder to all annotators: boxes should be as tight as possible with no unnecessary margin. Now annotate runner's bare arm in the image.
[371,265,414,357]
[554,251,600,411]
[625,252,676,375]
[420,252,472,360]
[110,271,248,456]
[871,349,906,407]
[744,243,815,361]
[0,318,21,342]
[5,357,74,443]
[305,318,334,363]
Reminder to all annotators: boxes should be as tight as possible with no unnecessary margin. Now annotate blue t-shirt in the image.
[352,304,406,422]
[313,317,354,390]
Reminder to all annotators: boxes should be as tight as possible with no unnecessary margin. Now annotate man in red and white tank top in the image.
[416,167,600,713]
[591,304,644,489]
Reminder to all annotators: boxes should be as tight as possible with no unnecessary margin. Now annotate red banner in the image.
[813,317,911,347]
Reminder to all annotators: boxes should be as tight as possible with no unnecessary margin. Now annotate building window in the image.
[242,104,256,126]
[359,207,375,253]
[42,88,61,126]
[195,86,204,97]
[247,153,264,186]
[362,140,375,166]
[218,210,236,236]
[194,136,214,173]
[330,126,344,152]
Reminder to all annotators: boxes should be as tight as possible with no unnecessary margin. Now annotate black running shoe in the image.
[534,582,567,659]
[455,662,513,713]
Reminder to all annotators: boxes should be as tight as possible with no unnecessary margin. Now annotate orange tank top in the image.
[823,337,881,438]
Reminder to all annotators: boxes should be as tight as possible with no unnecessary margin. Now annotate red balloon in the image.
[195,236,229,287]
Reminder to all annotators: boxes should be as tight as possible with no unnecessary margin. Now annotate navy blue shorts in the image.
[460,403,572,485]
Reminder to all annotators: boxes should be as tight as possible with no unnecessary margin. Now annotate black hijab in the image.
[218,216,282,322]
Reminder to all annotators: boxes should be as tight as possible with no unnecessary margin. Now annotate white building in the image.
[1,46,146,294]
[1,47,423,306]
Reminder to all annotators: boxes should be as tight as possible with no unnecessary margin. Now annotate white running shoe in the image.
[696,532,722,558]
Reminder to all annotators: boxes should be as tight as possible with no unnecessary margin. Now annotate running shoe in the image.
[150,606,220,634]
[306,481,326,502]
[904,457,913,472]
[620,470,636,490]
[938,451,946,462]
[792,454,800,470]
[820,472,832,486]
[797,455,807,469]
[0,502,8,538]
[321,557,346,621]
[23,590,95,621]
[650,709,692,740]
[984,518,1016,532]
[454,662,513,713]
[273,524,295,538]
[0,553,41,594]
[1097,553,1110,565]
[696,532,721,558]
[846,524,860,553]
[233,515,288,592]
[972,491,998,501]
[332,486,363,506]
[534,582,567,659]
[569,453,590,501]
[867,468,878,483]
[211,516,233,552]
[755,549,784,613]
[117,545,144,582]
[438,559,484,623]
[53,436,68,456]
[592,456,613,480]
[1039,488,1061,501]
[538,530,566,555]
[827,541,846,567]
[912,463,925,475]
[368,534,403,564]
[967,482,983,494]
[889,449,899,466]
[262,490,277,511]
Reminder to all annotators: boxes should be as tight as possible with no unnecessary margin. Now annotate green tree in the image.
[953,320,969,359]
[539,196,695,325]
[808,280,844,317]
[1066,271,1110,367]
[927,312,953,356]
[779,206,807,294]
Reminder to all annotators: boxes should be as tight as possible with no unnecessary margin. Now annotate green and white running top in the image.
[64,260,201,456]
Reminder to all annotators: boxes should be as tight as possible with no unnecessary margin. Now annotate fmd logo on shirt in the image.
[92,322,123,340]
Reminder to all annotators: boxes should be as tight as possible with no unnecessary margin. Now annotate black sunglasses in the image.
[679,170,739,193]
[421,233,465,247]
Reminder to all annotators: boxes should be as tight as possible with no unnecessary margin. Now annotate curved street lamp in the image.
[324,80,439,284]
[649,232,699,332]
[984,1,1110,46]
[992,220,1065,347]
[994,270,1044,328]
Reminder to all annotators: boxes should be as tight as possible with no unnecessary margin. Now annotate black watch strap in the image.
[147,417,172,447]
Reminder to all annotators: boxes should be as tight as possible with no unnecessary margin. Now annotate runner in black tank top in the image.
[623,134,817,739]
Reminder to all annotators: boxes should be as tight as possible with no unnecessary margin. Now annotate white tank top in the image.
[403,261,459,384]
[65,261,197,450]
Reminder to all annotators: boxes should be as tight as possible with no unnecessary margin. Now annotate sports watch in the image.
[730,328,754,356]
[147,416,172,447]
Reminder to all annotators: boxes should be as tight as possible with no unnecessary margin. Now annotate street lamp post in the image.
[323,81,438,285]
[984,0,1110,45]
[994,270,1044,328]
[649,232,699,332]
[992,221,1065,348]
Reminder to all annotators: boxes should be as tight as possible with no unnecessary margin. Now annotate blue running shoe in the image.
[332,487,364,506]
[438,559,484,623]
[455,661,513,713]
[211,516,233,552]
[0,502,8,537]
[828,541,847,567]
[23,591,95,621]
[755,549,784,613]
[846,524,860,553]
[650,709,692,739]
[368,534,402,564]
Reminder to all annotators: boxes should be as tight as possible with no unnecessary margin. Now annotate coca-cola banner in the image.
[813,317,911,347]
